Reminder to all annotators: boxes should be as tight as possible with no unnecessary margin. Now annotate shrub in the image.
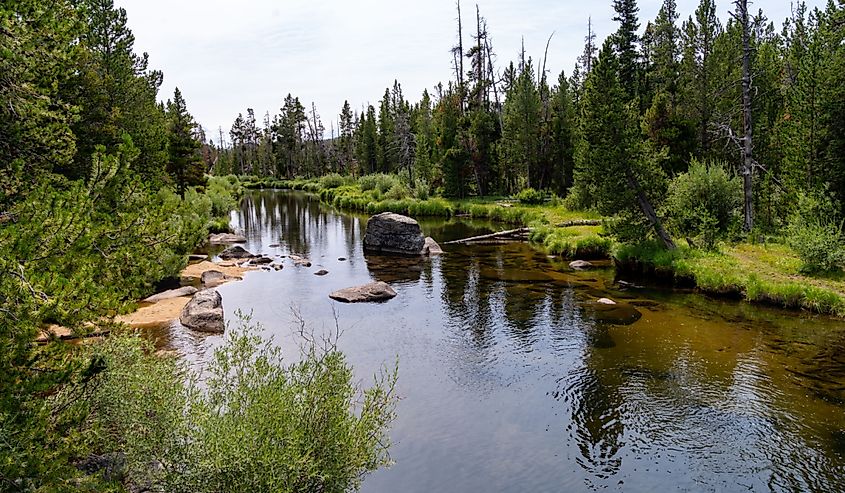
[358,173,400,194]
[663,159,741,249]
[89,319,398,493]
[786,192,844,273]
[515,187,545,205]
[385,182,411,200]
[318,173,348,189]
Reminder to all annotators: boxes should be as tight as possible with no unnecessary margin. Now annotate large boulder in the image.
[218,245,254,260]
[329,281,397,303]
[364,212,426,255]
[180,289,224,333]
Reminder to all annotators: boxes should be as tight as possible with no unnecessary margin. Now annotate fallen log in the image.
[554,219,602,227]
[444,227,531,244]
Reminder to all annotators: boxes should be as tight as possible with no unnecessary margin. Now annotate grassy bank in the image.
[241,174,610,259]
[615,241,845,317]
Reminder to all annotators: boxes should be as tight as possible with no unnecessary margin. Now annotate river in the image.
[169,190,845,492]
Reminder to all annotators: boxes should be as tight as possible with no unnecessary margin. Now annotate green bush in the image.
[318,173,349,189]
[89,319,398,493]
[385,182,410,200]
[786,193,844,273]
[358,173,400,194]
[515,187,545,205]
[663,159,741,249]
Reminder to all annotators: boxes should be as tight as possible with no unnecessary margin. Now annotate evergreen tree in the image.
[612,0,641,99]
[500,61,541,193]
[575,40,675,248]
[166,88,204,197]
[339,100,355,174]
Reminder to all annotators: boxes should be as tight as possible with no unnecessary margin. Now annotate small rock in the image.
[338,257,347,261]
[273,264,284,271]
[188,254,207,262]
[250,256,273,265]
[218,245,254,260]
[180,290,224,333]
[329,281,397,303]
[268,243,281,248]
[423,237,444,255]
[597,297,616,305]
[314,269,329,276]
[208,233,247,244]
[569,260,595,270]
[261,266,271,271]
[143,286,197,303]
[201,270,240,288]
[289,254,312,267]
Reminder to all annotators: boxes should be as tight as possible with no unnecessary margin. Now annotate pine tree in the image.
[339,100,354,174]
[166,87,204,197]
[650,0,680,97]
[575,40,675,248]
[500,61,541,193]
[612,0,641,99]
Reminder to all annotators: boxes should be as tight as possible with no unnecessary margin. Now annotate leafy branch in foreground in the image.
[87,316,398,493]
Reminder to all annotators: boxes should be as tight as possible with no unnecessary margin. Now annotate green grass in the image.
[615,240,845,317]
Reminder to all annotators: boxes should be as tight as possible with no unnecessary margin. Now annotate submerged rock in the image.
[208,233,247,244]
[180,289,224,333]
[289,254,312,267]
[364,212,426,255]
[329,281,397,303]
[250,256,273,265]
[142,286,197,303]
[314,269,329,276]
[569,260,595,270]
[218,245,254,260]
[587,300,642,326]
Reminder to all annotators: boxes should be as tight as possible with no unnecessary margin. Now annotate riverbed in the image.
[160,190,845,492]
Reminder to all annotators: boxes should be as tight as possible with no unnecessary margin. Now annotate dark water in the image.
[168,190,845,492]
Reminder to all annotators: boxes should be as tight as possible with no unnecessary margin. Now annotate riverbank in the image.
[616,241,845,318]
[241,175,610,259]
[240,177,845,318]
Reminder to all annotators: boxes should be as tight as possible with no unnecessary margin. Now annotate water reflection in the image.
[171,190,845,492]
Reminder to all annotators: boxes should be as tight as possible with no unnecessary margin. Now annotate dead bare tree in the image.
[732,0,755,233]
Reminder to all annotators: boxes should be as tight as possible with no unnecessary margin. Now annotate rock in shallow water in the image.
[364,212,426,255]
[424,237,444,255]
[218,245,253,260]
[180,289,224,332]
[569,260,595,270]
[329,281,397,303]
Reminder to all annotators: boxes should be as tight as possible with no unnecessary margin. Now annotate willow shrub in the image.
[90,319,398,493]
[786,192,845,273]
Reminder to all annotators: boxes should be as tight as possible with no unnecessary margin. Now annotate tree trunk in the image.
[737,0,754,232]
[625,169,676,250]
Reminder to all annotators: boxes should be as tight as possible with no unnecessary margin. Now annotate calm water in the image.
[167,190,845,492]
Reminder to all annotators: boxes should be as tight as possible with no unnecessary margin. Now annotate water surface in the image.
[167,190,845,492]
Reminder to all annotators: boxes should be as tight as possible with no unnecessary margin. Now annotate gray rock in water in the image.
[201,270,239,288]
[569,260,595,270]
[314,269,329,276]
[289,254,312,267]
[338,257,347,261]
[329,281,397,303]
[423,237,444,255]
[180,289,224,332]
[188,254,208,262]
[218,245,253,260]
[250,256,273,265]
[143,286,197,303]
[597,297,616,305]
[208,233,247,244]
[363,212,426,255]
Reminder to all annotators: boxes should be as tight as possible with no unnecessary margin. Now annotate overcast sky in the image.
[116,0,822,142]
